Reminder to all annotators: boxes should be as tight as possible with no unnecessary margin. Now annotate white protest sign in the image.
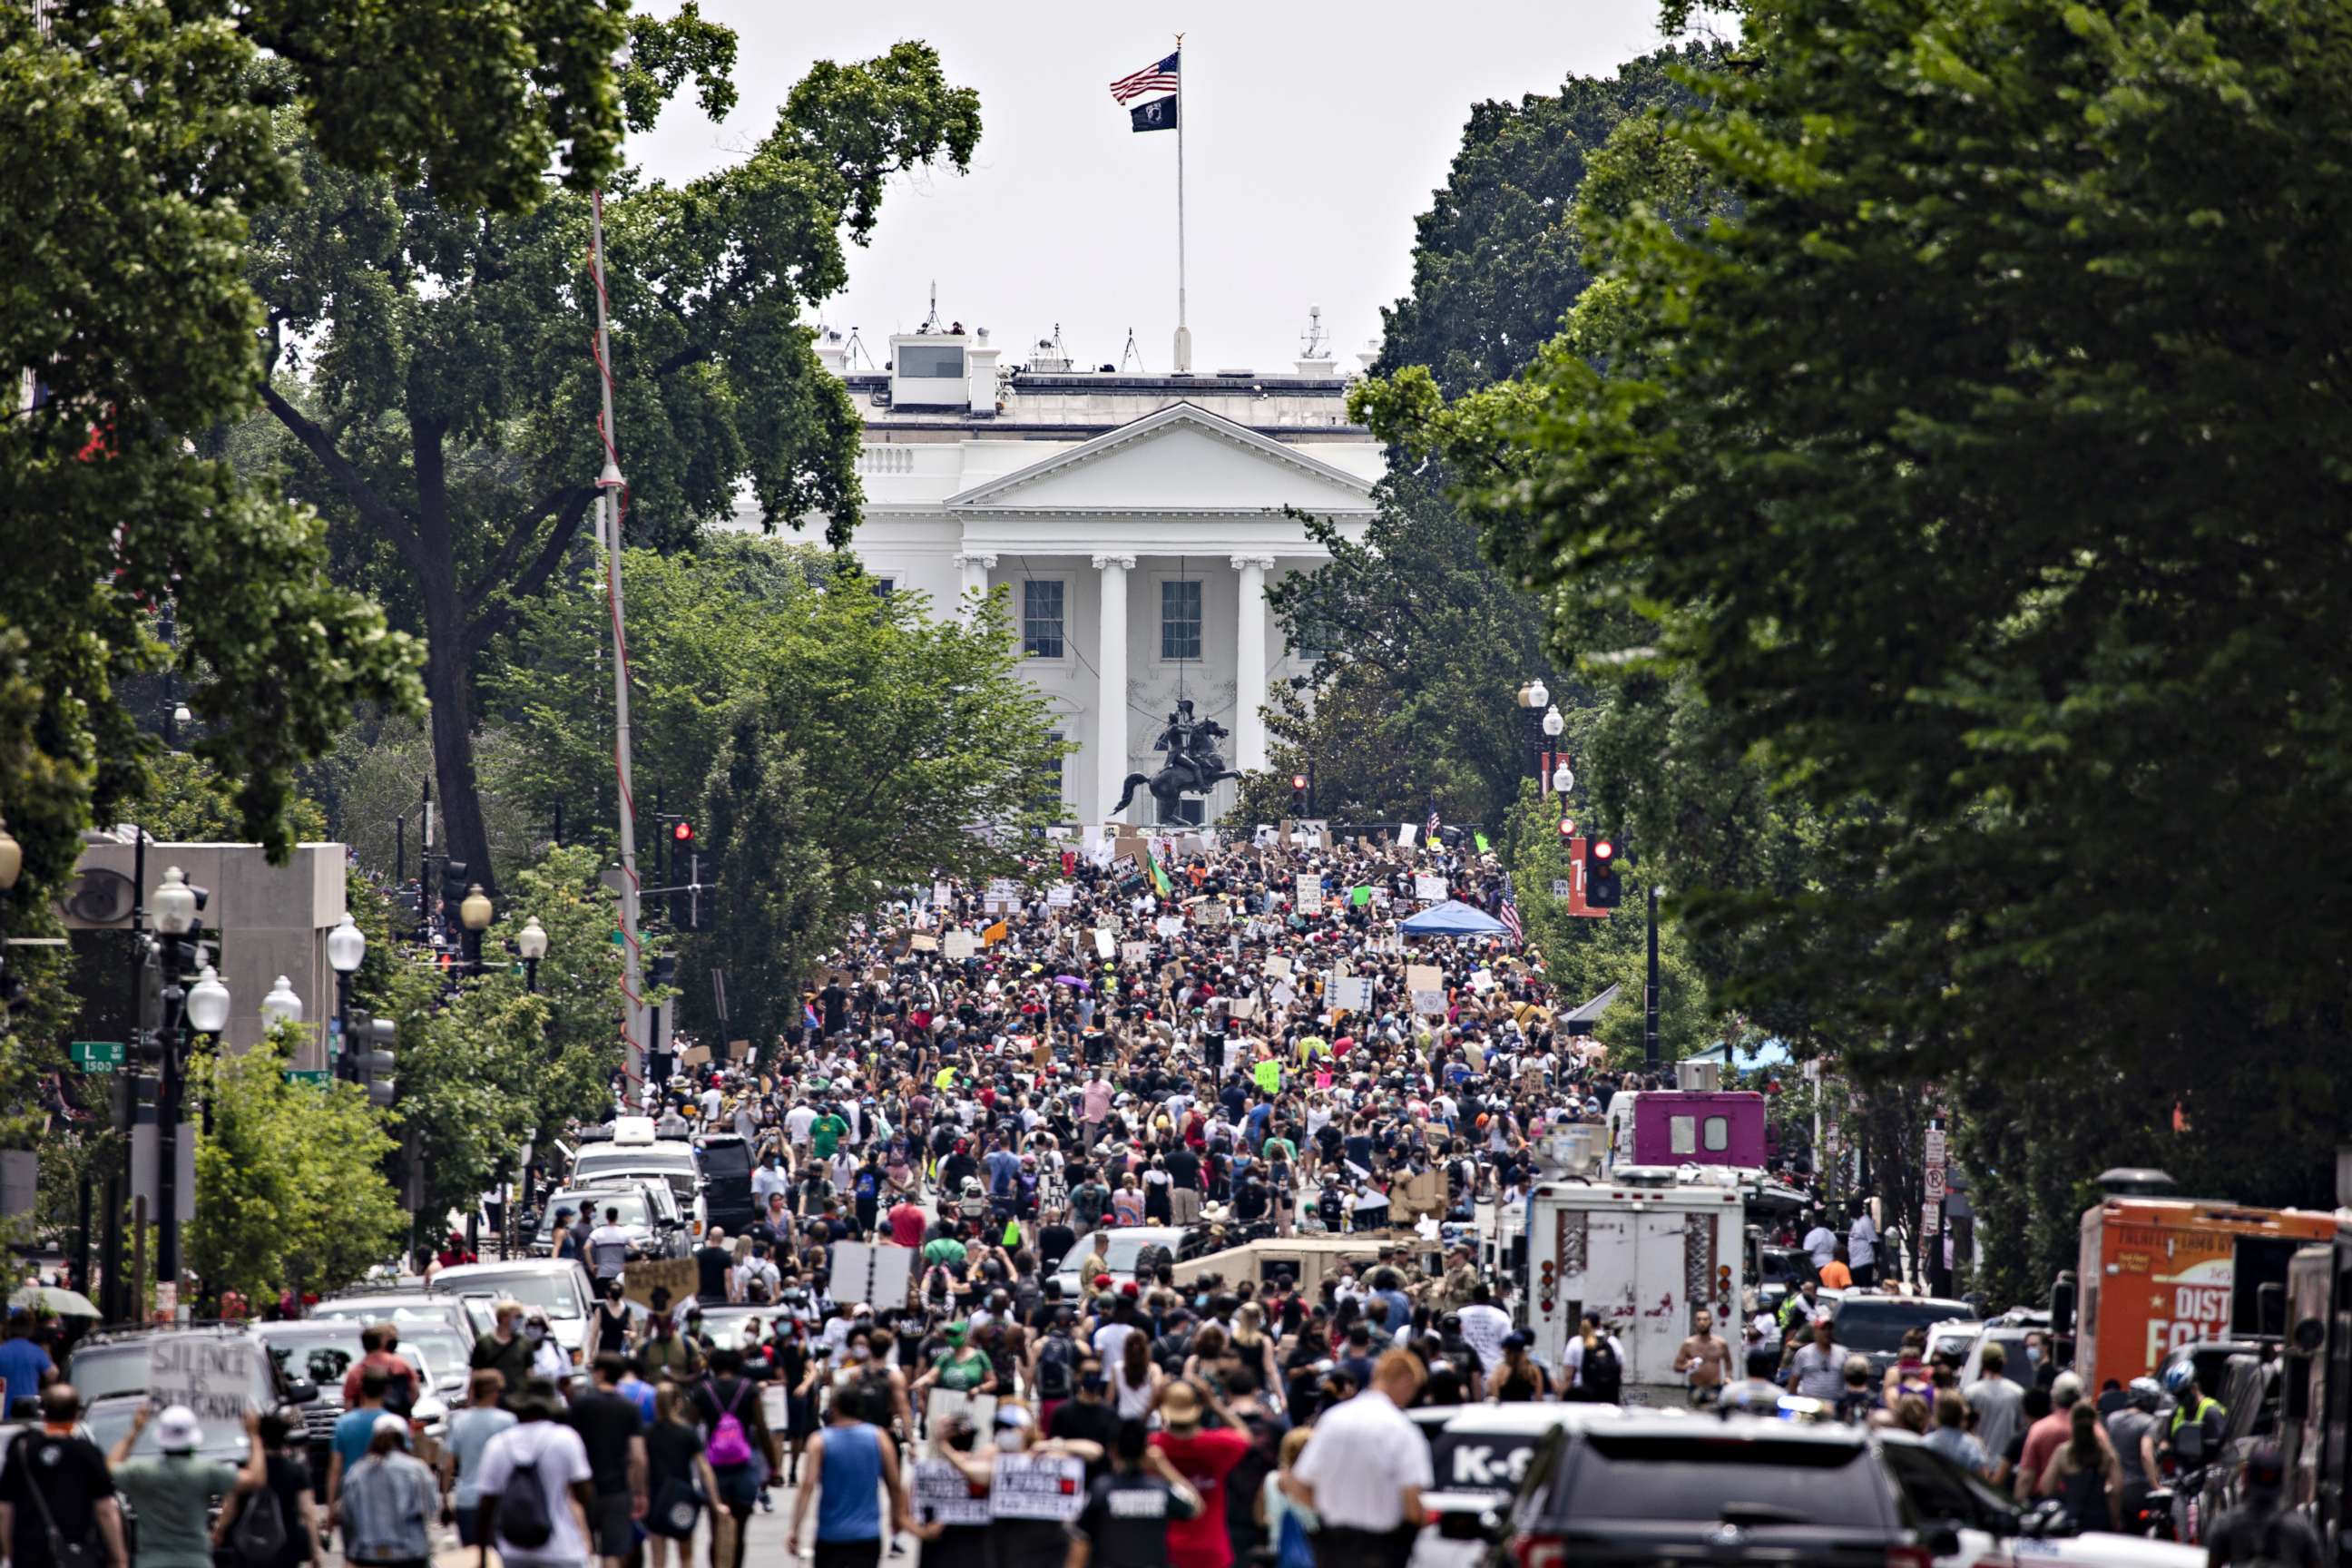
[1470,968,1495,993]
[1154,915,1183,938]
[1414,874,1448,902]
[989,1453,1088,1521]
[1254,824,1277,848]
[913,1460,994,1527]
[933,881,952,908]
[1046,884,1075,909]
[924,1389,997,1455]
[1122,941,1152,966]
[943,930,977,961]
[1295,873,1324,912]
[1272,981,1298,1007]
[1262,955,1293,979]
[827,1240,915,1309]
[1412,988,1447,1016]
[1192,900,1230,927]
[149,1338,260,1421]
[1397,823,1418,847]
[1086,840,1113,869]
[1328,974,1374,1013]
[1094,928,1115,960]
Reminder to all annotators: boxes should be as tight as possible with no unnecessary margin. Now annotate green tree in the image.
[191,1024,403,1301]
[248,41,980,895]
[484,541,1064,1046]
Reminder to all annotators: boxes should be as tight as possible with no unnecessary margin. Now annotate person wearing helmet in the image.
[2105,1377,2163,1526]
[2163,1360,2228,1458]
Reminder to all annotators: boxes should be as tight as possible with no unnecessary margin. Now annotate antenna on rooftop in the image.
[1029,324,1073,373]
[1121,327,1145,373]
[841,327,875,372]
[919,280,945,335]
[1299,304,1329,359]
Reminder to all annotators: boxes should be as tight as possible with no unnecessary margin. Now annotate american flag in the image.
[1426,797,1441,842]
[1110,51,1181,105]
[1498,875,1524,944]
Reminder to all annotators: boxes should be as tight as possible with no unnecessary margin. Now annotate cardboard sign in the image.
[913,1460,994,1527]
[990,1453,1088,1522]
[1328,974,1373,1012]
[909,934,938,953]
[1406,965,1444,994]
[1412,989,1447,1016]
[1094,928,1115,960]
[1262,955,1292,979]
[1295,873,1323,912]
[1414,874,1448,902]
[1046,884,1075,909]
[681,1044,713,1067]
[1390,1165,1448,1220]
[148,1338,260,1421]
[1122,941,1151,966]
[622,1256,698,1315]
[943,930,977,961]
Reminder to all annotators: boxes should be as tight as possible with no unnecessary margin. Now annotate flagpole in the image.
[1172,34,1191,373]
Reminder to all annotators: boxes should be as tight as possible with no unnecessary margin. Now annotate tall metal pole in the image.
[155,968,181,1308]
[103,830,145,1322]
[1643,881,1661,1070]
[591,190,651,1088]
[1171,35,1191,374]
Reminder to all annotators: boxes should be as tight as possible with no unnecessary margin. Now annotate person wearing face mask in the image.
[469,1299,536,1410]
[524,1314,569,1385]
[948,1406,1102,1568]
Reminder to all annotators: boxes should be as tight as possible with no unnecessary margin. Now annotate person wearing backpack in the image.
[473,1380,593,1568]
[689,1348,777,1568]
[0,1382,127,1568]
[1030,1308,1080,1430]
[1564,1312,1625,1404]
[218,1412,321,1568]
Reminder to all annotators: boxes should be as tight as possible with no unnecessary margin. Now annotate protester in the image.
[109,1406,269,1568]
[473,1380,595,1568]
[337,1415,436,1568]
[440,1370,517,1546]
[0,1385,126,1568]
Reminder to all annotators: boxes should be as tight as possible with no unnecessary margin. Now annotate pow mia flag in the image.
[1130,94,1178,132]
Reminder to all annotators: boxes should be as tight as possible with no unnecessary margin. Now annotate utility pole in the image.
[101,829,145,1323]
[1643,881,1661,1070]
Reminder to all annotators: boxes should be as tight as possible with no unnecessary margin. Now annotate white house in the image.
[731,320,1386,825]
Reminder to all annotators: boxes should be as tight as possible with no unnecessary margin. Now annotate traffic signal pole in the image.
[1644,880,1661,1070]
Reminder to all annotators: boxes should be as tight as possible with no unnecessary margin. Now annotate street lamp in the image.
[152,866,197,936]
[1552,762,1573,793]
[459,884,492,976]
[515,916,548,994]
[1541,704,1563,739]
[185,965,230,1034]
[0,818,20,892]
[326,913,365,1082]
[259,975,302,1034]
[1525,679,1550,710]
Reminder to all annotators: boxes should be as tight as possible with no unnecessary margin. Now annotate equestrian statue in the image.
[1110,699,1241,822]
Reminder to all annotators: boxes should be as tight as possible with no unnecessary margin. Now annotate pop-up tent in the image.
[1399,898,1509,937]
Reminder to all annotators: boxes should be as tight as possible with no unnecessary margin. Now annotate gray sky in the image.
[630,1,1668,376]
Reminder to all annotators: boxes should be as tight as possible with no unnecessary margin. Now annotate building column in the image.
[1231,554,1275,774]
[1093,554,1135,823]
[954,551,997,622]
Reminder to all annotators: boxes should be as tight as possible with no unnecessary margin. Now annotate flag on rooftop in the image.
[1110,51,1181,104]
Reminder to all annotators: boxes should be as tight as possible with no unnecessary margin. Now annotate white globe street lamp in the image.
[185,965,231,1034]
[152,866,198,936]
[326,913,367,975]
[1541,704,1564,738]
[1552,763,1574,793]
[260,975,303,1031]
[1526,679,1550,710]
[515,917,549,961]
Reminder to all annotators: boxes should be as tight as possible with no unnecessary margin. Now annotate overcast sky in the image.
[629,1,1670,376]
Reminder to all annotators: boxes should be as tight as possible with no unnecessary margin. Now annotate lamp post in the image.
[0,818,21,894]
[260,975,302,1034]
[150,867,199,1305]
[515,916,548,994]
[327,914,366,1081]
[1514,680,1553,783]
[1645,883,1663,1072]
[460,884,493,976]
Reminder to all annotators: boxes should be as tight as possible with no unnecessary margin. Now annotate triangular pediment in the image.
[946,402,1377,513]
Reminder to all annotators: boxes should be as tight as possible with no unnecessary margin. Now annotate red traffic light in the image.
[1290,773,1308,790]
[672,820,694,842]
[1592,838,1614,861]
[1558,818,1576,837]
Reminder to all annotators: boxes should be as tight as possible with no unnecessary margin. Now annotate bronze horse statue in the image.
[1111,703,1240,822]
[1110,756,1243,823]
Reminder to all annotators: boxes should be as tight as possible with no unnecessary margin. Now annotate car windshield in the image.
[700,1142,752,1181]
[262,1331,366,1387]
[397,1330,467,1377]
[64,1345,154,1405]
[86,1401,251,1460]
[1830,1301,1974,1354]
[446,1272,582,1318]
[1554,1433,1886,1527]
[1102,1234,1164,1271]
[544,1191,652,1232]
[575,1160,696,1203]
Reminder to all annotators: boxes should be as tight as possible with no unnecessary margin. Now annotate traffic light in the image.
[671,819,694,846]
[1557,817,1576,838]
[437,859,470,943]
[1586,834,1622,908]
[1289,773,1308,814]
[347,1008,397,1106]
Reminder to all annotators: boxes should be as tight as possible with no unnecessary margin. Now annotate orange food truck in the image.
[2076,1170,2340,1391]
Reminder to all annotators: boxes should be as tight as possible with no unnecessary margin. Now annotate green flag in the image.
[1350,885,1374,906]
[1474,831,1492,853]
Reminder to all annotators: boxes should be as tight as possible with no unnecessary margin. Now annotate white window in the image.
[1703,1116,1730,1152]
[1161,579,1202,662]
[1670,1115,1697,1155]
[1022,580,1064,659]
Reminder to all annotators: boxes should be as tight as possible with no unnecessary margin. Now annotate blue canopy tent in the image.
[1399,898,1510,937]
[1684,1037,1794,1073]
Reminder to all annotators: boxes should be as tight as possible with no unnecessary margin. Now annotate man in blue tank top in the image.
[787,1378,920,1568]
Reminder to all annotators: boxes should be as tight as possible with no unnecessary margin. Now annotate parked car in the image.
[531,1181,689,1260]
[428,1259,598,1361]
[1048,1227,1189,1299]
[1411,1404,1619,1568]
[1822,1291,1979,1377]
[305,1292,478,1394]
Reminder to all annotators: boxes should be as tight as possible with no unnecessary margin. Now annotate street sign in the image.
[70,1041,123,1072]
[283,1070,331,1086]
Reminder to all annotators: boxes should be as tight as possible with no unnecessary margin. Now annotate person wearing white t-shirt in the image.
[1290,1351,1433,1549]
[697,1085,721,1122]
[1801,1217,1839,1275]
[1456,1283,1514,1372]
[784,1102,817,1150]
[473,1389,594,1568]
[1848,1208,1880,1289]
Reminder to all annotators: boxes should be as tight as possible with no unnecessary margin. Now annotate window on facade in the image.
[1289,581,1332,660]
[1161,798,1205,827]
[1022,580,1064,659]
[1161,579,1202,662]
[873,577,895,598]
[897,344,965,378]
[1704,1116,1730,1152]
[1671,1115,1697,1155]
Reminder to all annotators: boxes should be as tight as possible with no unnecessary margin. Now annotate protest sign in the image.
[1154,915,1183,938]
[1192,900,1230,927]
[828,1241,916,1309]
[912,1461,993,1528]
[1406,965,1444,994]
[1469,968,1494,993]
[1413,874,1447,902]
[924,1391,997,1455]
[990,1454,1087,1522]
[1295,873,1323,912]
[1328,974,1373,1013]
[149,1338,260,1421]
[1046,884,1074,909]
[1122,941,1152,966]
[1253,1058,1281,1094]
[1253,824,1278,848]
[1397,823,1418,847]
[1262,955,1292,979]
[943,930,976,961]
[622,1256,698,1314]
[1272,981,1298,1007]
[1349,885,1374,906]
[1412,988,1447,1016]
[982,921,1009,946]
[908,934,938,953]
[933,881,953,908]
[1227,995,1259,1021]
[1094,929,1115,960]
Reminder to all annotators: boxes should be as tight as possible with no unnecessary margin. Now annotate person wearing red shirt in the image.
[1148,1380,1252,1568]
[887,1197,927,1249]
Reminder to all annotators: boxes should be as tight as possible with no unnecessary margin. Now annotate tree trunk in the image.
[409,425,498,898]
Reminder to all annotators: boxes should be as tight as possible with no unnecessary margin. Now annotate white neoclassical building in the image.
[735,322,1385,825]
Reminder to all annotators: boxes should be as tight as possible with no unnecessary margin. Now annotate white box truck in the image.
[1524,1166,1746,1406]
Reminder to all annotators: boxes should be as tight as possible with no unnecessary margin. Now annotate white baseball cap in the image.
[155,1404,202,1452]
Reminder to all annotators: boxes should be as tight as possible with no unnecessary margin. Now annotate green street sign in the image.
[284,1069,331,1086]
[71,1041,123,1072]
